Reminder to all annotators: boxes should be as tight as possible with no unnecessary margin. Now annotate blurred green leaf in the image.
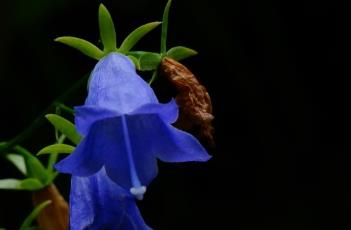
[127,55,140,70]
[128,51,162,71]
[45,114,82,145]
[0,179,22,189]
[161,0,172,54]
[139,52,162,71]
[119,22,161,53]
[166,46,198,61]
[19,200,52,230]
[37,144,75,156]
[5,153,27,175]
[99,4,117,52]
[20,178,44,190]
[55,36,104,60]
[0,178,43,191]
[14,146,49,185]
[127,51,145,59]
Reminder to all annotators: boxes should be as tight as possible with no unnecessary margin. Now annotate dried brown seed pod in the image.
[159,57,214,146]
[32,184,69,230]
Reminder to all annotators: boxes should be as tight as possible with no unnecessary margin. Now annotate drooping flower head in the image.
[55,53,211,199]
[70,168,152,229]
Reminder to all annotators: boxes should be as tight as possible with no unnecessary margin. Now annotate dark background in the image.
[0,0,349,229]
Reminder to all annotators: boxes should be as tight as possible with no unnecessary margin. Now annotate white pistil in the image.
[130,186,147,200]
[121,115,147,200]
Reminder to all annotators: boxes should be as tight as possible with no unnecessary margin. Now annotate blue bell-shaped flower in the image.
[55,53,211,199]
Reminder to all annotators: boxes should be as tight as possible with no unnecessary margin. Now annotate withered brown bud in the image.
[159,57,215,146]
[32,184,69,230]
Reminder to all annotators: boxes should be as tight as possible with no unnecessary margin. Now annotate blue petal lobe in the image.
[74,105,119,136]
[130,99,178,124]
[70,168,152,230]
[86,53,158,113]
[54,124,104,176]
[126,114,211,163]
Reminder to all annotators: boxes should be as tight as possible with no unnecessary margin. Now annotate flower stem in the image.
[148,70,158,85]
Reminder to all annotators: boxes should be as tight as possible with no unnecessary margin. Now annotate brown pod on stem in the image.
[159,57,214,146]
[32,184,69,230]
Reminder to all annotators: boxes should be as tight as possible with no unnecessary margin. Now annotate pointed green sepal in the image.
[37,144,75,156]
[19,200,52,230]
[128,51,162,71]
[119,21,162,53]
[166,46,198,61]
[140,52,162,71]
[99,4,117,52]
[45,114,82,145]
[55,36,104,60]
[127,55,141,70]
[161,0,172,54]
[0,178,43,191]
[5,153,27,175]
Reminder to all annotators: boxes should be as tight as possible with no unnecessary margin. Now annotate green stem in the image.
[47,135,66,172]
[0,73,89,156]
[148,70,158,85]
[54,102,74,116]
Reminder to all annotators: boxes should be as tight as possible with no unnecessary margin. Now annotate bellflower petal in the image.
[85,53,158,112]
[129,99,178,124]
[54,119,106,176]
[126,114,211,162]
[74,105,120,136]
[70,168,152,230]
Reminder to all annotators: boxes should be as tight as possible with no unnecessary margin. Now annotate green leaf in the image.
[128,51,162,71]
[55,36,104,60]
[139,52,162,71]
[0,141,8,152]
[119,22,162,53]
[0,178,43,191]
[166,46,198,61]
[99,4,117,52]
[45,114,82,145]
[161,0,172,54]
[127,51,147,59]
[127,55,141,70]
[14,146,49,185]
[19,200,52,230]
[37,144,75,156]
[5,153,27,175]
[20,178,44,190]
[0,179,22,190]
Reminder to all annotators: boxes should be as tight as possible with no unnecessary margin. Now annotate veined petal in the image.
[70,168,152,230]
[103,116,158,194]
[74,105,119,136]
[85,53,158,113]
[54,124,104,176]
[129,99,178,124]
[126,114,211,163]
